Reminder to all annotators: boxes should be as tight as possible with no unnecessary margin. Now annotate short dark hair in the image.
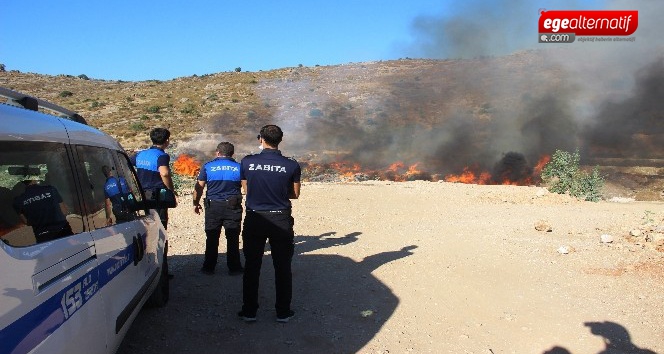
[150,128,171,145]
[259,125,283,147]
[216,142,234,156]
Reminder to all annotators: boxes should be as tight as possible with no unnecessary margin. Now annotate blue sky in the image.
[0,0,625,81]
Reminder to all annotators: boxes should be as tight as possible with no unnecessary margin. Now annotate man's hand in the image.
[194,203,202,215]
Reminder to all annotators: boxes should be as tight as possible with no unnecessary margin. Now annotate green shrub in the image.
[541,149,604,202]
[59,91,73,98]
[130,122,146,131]
[180,103,196,114]
[147,105,161,113]
[309,108,323,118]
[78,74,90,80]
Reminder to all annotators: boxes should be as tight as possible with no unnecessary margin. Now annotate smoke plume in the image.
[192,0,662,182]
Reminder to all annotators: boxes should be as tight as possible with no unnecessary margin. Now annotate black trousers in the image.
[241,210,294,317]
[203,200,243,271]
[145,189,169,229]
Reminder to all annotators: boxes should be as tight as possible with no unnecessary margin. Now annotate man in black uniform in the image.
[13,179,73,243]
[238,125,301,323]
[193,142,244,275]
[131,127,177,229]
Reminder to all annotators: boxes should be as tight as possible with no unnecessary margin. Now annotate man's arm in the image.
[158,165,175,191]
[104,198,113,225]
[289,182,301,199]
[241,180,248,195]
[193,180,205,214]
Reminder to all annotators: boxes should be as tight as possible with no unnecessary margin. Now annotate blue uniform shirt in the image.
[132,146,169,190]
[197,157,241,200]
[104,176,130,209]
[240,149,301,211]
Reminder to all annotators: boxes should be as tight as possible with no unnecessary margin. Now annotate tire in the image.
[147,243,170,307]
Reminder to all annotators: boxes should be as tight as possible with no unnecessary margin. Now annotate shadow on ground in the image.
[117,232,416,354]
[542,321,658,354]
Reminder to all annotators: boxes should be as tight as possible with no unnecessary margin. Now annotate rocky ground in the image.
[117,181,664,354]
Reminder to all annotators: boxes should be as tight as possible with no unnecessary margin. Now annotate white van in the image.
[0,87,171,354]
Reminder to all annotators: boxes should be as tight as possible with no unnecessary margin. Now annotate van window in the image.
[75,146,140,229]
[0,141,82,246]
[115,151,146,217]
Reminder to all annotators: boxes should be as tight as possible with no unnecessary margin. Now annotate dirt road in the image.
[117,181,664,354]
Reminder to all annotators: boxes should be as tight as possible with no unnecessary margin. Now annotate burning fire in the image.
[173,154,202,177]
[302,160,432,182]
[444,154,551,186]
[174,151,551,186]
[444,166,492,185]
[302,154,551,186]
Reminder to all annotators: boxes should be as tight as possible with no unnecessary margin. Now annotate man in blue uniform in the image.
[193,142,244,275]
[131,127,177,229]
[13,180,73,243]
[238,125,301,323]
[102,165,134,224]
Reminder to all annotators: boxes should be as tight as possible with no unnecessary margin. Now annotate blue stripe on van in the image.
[0,243,137,354]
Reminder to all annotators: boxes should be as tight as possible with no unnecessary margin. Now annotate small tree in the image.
[541,149,604,202]
[234,67,242,72]
[0,63,5,72]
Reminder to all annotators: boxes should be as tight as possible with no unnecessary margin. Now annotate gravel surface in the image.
[117,181,664,354]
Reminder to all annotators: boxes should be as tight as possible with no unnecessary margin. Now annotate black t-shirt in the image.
[240,149,301,211]
[13,184,68,235]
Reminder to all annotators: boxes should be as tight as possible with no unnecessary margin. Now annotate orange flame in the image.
[444,154,551,186]
[173,154,201,177]
[303,155,551,186]
[534,155,551,175]
[444,167,491,185]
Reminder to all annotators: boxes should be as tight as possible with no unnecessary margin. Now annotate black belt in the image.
[249,209,289,214]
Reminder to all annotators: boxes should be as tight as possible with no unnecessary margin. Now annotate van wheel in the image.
[147,245,170,307]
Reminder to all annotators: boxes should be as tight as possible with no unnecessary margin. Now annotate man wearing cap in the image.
[238,124,301,323]
[193,142,244,276]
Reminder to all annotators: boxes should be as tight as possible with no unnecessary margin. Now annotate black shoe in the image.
[228,267,244,276]
[276,310,295,323]
[238,310,256,322]
[200,267,214,275]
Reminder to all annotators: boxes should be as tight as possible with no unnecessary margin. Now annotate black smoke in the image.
[583,58,664,158]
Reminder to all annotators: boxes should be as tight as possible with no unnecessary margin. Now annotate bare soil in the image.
[117,181,664,354]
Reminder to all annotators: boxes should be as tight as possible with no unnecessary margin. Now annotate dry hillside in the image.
[1,50,662,201]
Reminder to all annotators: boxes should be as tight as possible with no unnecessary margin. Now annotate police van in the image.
[0,87,172,354]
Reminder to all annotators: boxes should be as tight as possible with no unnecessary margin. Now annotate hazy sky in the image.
[0,0,631,81]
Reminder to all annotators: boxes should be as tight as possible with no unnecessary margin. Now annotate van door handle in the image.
[132,234,144,266]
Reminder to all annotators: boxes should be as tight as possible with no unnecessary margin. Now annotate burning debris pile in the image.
[172,152,550,186]
[299,152,550,185]
[300,161,432,183]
